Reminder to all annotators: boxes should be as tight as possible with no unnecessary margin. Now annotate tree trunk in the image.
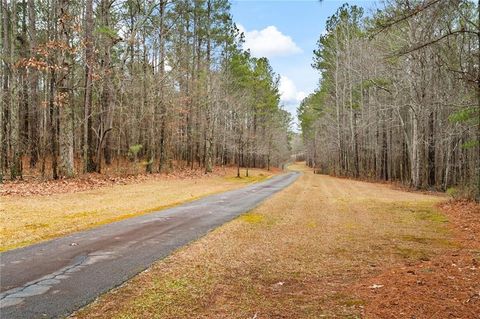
[58,0,75,178]
[1,0,11,181]
[427,110,436,187]
[100,0,114,169]
[28,0,39,168]
[7,1,22,179]
[83,0,96,173]
[411,109,420,188]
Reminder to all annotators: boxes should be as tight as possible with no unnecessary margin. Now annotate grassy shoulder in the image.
[0,168,273,252]
[70,163,475,319]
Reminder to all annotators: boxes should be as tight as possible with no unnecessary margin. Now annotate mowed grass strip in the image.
[72,163,449,319]
[0,169,272,252]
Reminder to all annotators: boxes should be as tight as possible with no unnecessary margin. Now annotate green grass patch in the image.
[24,223,49,230]
[306,221,317,228]
[360,199,453,262]
[367,200,449,226]
[395,245,430,261]
[164,277,191,293]
[414,210,448,223]
[130,275,208,316]
[343,299,365,307]
[240,212,265,224]
[401,235,455,247]
[328,292,365,316]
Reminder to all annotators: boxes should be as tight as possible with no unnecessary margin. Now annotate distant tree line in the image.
[0,0,292,181]
[299,0,479,198]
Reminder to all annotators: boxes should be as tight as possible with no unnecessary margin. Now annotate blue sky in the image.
[230,0,379,127]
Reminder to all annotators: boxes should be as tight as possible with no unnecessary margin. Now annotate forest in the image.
[298,0,479,199]
[0,0,292,181]
[1,0,479,198]
[2,1,480,318]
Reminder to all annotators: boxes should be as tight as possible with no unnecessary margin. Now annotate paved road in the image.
[0,172,299,318]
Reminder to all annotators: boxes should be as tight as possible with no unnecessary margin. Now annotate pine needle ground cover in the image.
[72,163,479,318]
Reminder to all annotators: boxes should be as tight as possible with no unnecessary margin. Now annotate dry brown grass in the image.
[71,163,464,319]
[0,168,272,252]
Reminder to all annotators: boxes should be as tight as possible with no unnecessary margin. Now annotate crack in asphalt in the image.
[0,251,119,308]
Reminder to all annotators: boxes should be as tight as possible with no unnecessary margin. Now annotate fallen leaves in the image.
[355,200,480,319]
[0,166,242,197]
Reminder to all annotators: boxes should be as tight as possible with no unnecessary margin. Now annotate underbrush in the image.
[446,185,479,201]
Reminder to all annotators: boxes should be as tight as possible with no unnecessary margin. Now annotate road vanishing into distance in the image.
[0,172,299,319]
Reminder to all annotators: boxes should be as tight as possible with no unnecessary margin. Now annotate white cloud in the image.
[238,24,302,58]
[279,75,306,107]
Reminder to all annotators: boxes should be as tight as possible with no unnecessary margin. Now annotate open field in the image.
[0,168,273,252]
[71,163,480,318]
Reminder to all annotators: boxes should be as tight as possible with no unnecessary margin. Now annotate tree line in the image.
[299,0,479,198]
[1,0,292,181]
